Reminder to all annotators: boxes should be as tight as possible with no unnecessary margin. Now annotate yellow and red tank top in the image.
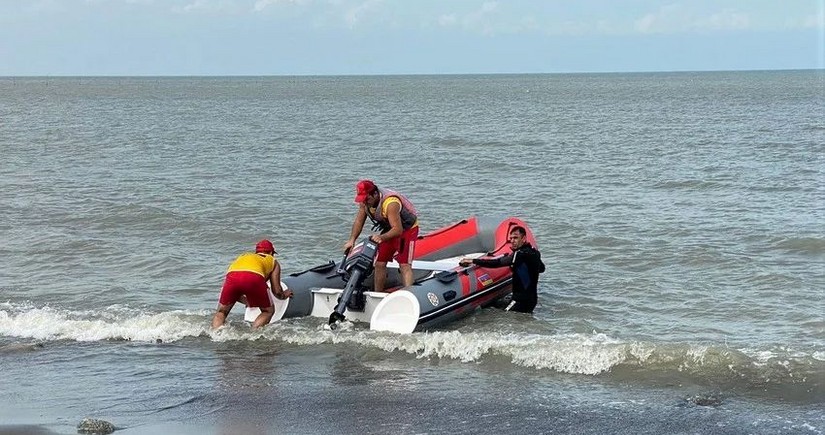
[227,253,276,278]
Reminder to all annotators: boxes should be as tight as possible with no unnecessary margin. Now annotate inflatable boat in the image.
[245,216,538,333]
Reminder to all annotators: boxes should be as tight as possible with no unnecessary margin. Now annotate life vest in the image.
[367,188,418,232]
[227,253,276,278]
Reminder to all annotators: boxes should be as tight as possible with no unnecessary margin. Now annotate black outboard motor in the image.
[328,237,379,329]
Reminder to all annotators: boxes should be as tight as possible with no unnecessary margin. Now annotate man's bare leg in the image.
[251,305,275,329]
[398,263,413,287]
[373,261,388,292]
[211,303,234,329]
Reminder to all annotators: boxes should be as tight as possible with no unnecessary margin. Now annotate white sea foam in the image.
[2,303,822,379]
[1,305,630,373]
[0,305,209,342]
[268,325,631,374]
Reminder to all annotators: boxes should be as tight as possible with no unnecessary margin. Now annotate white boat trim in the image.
[309,287,389,324]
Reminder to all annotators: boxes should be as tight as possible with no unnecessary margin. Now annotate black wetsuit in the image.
[470,243,545,313]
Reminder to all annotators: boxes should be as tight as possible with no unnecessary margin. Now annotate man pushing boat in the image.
[211,239,293,329]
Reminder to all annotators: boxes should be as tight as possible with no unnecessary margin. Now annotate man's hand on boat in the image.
[342,234,383,255]
[273,288,294,300]
[458,258,474,267]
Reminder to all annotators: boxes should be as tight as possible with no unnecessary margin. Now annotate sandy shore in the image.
[0,426,58,435]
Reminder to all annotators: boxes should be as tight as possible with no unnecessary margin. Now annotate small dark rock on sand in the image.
[684,393,724,407]
[77,418,115,434]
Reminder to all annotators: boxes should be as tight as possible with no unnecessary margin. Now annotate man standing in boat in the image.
[211,239,293,329]
[459,226,545,313]
[344,180,419,293]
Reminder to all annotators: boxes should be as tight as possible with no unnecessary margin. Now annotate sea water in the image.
[0,71,823,434]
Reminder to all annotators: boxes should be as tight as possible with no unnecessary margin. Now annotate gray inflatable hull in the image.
[247,216,538,333]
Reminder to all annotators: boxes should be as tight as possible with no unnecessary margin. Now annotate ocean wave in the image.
[1,304,823,395]
[0,304,208,343]
[433,138,512,148]
[582,235,633,248]
[773,237,825,256]
[652,180,724,190]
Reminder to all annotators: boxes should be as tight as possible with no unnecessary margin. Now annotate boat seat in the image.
[386,253,486,272]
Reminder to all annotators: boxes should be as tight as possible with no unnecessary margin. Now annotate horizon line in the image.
[1,67,823,79]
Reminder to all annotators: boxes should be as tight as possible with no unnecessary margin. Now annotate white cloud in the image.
[480,1,497,14]
[519,15,539,32]
[175,0,239,14]
[435,1,501,34]
[634,5,752,34]
[253,0,276,11]
[463,1,498,34]
[20,0,64,13]
[83,0,155,3]
[438,2,549,36]
[634,4,688,34]
[696,9,750,31]
[545,20,598,37]
[635,13,657,34]
[253,0,311,12]
[802,12,824,29]
[438,14,457,28]
[343,0,382,29]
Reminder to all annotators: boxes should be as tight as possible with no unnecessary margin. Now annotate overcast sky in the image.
[1,0,823,75]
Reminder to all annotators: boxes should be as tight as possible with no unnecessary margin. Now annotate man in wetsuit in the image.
[211,239,293,329]
[343,180,419,292]
[459,226,545,313]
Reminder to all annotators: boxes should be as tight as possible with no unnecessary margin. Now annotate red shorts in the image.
[376,226,419,264]
[219,271,272,308]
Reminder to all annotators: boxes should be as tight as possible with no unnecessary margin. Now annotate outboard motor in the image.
[328,237,378,329]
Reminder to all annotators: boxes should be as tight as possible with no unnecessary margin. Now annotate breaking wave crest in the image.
[1,302,822,401]
[0,302,208,343]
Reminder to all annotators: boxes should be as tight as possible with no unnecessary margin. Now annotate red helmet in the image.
[255,239,276,254]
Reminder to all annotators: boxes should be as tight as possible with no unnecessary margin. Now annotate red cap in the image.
[255,239,276,254]
[354,179,376,203]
